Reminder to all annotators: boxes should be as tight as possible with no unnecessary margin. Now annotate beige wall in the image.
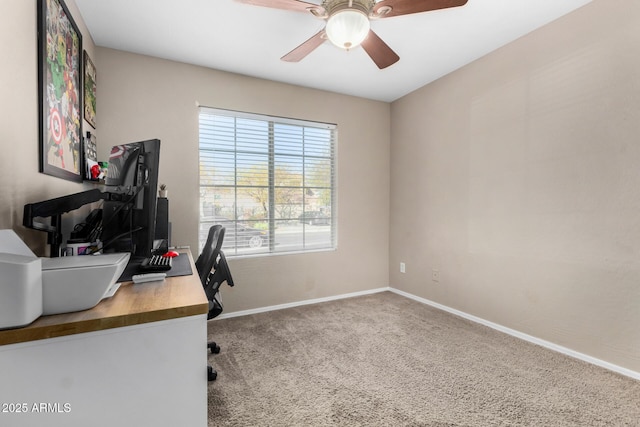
[390,0,640,372]
[94,48,391,313]
[1,0,97,255]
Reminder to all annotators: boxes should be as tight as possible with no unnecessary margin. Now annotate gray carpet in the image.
[207,291,640,426]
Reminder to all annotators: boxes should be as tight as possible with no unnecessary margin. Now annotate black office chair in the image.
[195,225,235,381]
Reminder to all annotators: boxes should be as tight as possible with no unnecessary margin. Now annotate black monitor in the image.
[100,139,160,257]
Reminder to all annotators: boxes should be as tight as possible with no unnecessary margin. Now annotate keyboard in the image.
[140,254,172,272]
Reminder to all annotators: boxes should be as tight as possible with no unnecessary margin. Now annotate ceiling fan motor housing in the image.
[322,0,376,16]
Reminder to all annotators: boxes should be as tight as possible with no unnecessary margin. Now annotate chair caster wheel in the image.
[208,365,217,381]
[208,342,221,354]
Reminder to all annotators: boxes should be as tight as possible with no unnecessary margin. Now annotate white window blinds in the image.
[198,107,337,257]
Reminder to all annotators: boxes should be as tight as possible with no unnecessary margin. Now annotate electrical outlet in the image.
[400,262,406,273]
[432,269,440,282]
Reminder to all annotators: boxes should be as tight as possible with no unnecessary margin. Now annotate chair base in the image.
[207,341,221,381]
[208,341,221,354]
[207,365,217,381]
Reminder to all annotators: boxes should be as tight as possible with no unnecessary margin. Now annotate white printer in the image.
[0,230,130,329]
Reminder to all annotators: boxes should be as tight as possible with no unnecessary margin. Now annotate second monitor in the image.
[101,139,161,258]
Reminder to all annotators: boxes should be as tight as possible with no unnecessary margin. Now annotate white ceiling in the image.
[74,0,593,102]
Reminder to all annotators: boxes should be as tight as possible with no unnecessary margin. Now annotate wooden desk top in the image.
[0,249,208,346]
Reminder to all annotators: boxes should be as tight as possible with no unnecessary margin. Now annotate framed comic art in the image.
[37,0,83,182]
[84,50,96,128]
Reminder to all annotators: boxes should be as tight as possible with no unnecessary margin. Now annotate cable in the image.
[88,226,144,255]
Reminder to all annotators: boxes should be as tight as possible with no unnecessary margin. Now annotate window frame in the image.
[198,107,338,258]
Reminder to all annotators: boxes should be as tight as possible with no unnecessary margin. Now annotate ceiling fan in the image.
[235,0,469,69]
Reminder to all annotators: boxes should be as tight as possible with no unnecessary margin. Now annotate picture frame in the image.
[83,50,96,129]
[37,0,83,182]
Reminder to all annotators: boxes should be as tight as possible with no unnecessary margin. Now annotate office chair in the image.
[195,224,235,381]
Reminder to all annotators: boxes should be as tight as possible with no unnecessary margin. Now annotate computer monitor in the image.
[101,139,161,258]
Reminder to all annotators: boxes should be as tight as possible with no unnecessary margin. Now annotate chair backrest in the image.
[195,225,225,287]
[205,249,235,320]
[196,224,235,319]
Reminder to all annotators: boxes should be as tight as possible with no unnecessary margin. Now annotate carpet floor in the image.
[207,291,639,426]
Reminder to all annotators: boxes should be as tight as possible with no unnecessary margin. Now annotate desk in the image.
[0,250,208,427]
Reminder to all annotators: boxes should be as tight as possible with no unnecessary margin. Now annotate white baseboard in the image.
[389,287,640,381]
[215,286,640,381]
[215,287,390,320]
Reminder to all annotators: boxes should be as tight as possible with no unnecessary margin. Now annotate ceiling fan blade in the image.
[235,0,322,14]
[361,30,399,69]
[373,0,468,18]
[281,29,326,62]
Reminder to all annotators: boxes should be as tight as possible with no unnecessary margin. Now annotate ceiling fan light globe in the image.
[326,9,370,50]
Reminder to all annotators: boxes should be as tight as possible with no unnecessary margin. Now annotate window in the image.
[199,107,337,257]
